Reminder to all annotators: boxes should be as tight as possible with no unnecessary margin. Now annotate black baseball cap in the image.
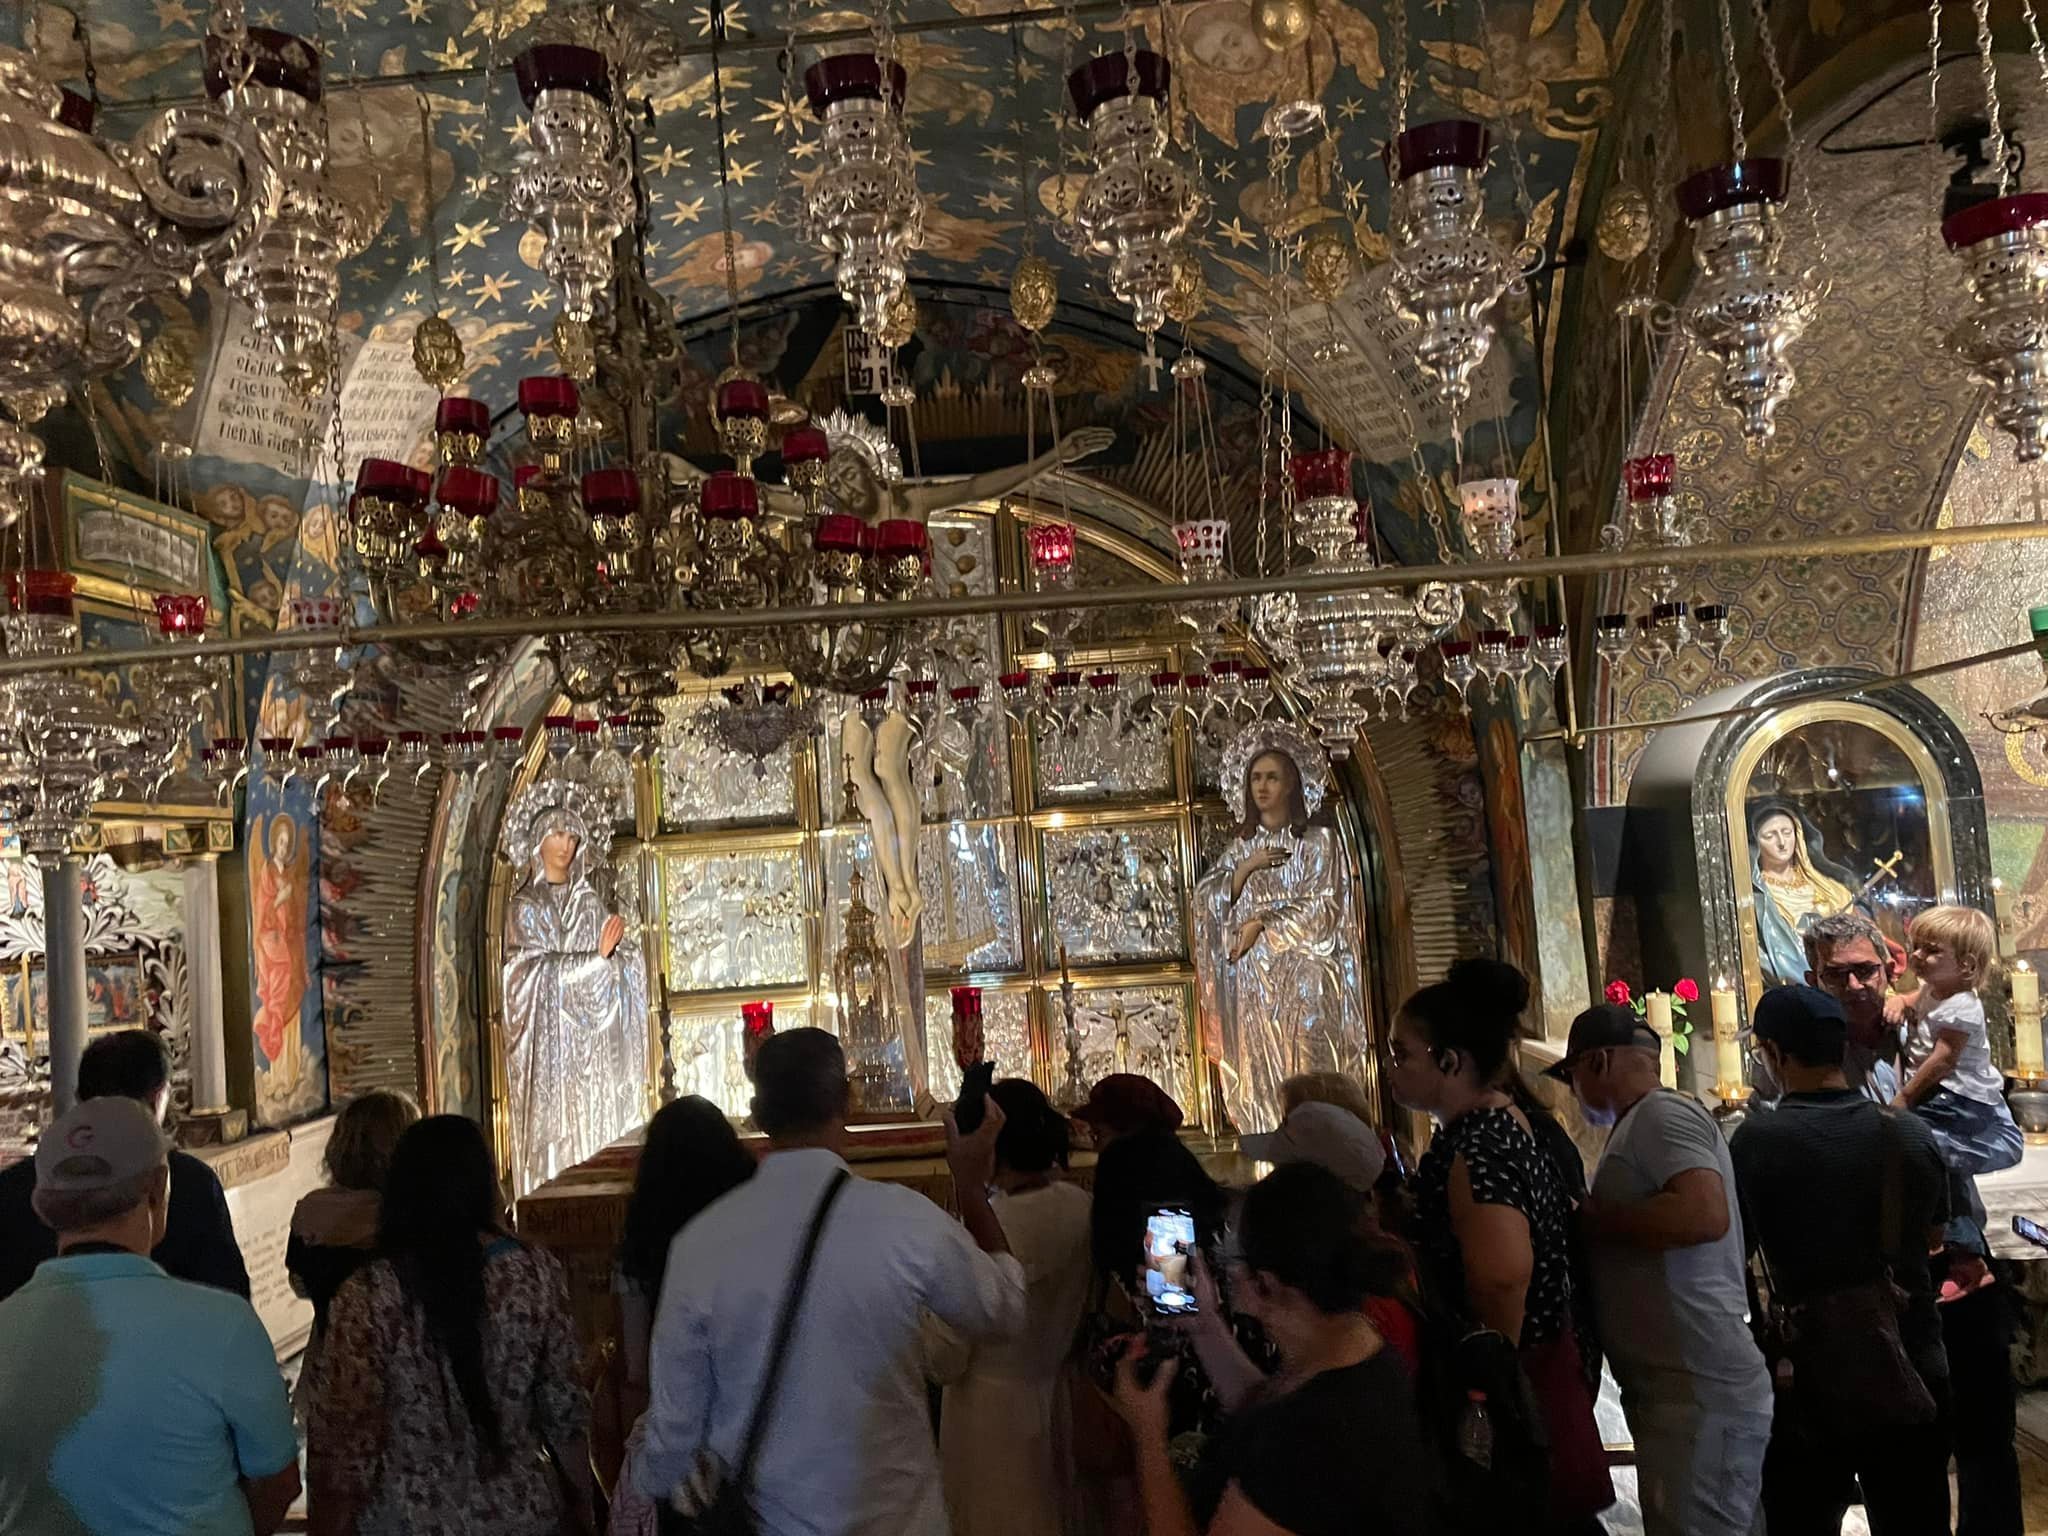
[1745,984,1847,1061]
[1541,1002,1662,1081]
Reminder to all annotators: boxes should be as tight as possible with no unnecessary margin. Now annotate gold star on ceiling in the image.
[407,255,429,273]
[976,265,1004,284]
[975,190,1012,213]
[471,271,520,306]
[464,173,492,197]
[401,0,430,19]
[726,160,760,186]
[753,96,804,136]
[453,121,482,149]
[663,196,705,226]
[522,335,552,361]
[445,265,469,287]
[523,289,553,312]
[399,289,422,306]
[1217,217,1257,249]
[981,144,1015,166]
[789,138,819,161]
[1211,160,1237,184]
[151,0,196,29]
[690,1,742,36]
[645,143,691,176]
[1337,97,1365,121]
[424,37,479,69]
[445,218,499,254]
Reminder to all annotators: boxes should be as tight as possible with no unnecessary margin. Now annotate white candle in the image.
[2015,962,2043,1077]
[1710,979,1744,1101]
[1645,991,1676,1089]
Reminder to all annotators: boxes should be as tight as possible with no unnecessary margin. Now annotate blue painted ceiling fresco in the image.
[31,0,1641,663]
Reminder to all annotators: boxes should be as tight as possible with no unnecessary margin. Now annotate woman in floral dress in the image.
[307,1116,595,1536]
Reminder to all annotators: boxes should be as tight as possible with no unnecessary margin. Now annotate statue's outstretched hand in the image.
[1057,426,1115,464]
[599,914,626,958]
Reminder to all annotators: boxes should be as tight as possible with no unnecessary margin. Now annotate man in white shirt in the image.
[638,1027,1027,1536]
[1551,1003,1773,1536]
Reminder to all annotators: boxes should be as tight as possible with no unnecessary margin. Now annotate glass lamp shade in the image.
[950,984,985,1068]
[740,1000,775,1081]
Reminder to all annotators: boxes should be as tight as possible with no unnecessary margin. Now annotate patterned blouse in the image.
[1412,1104,1576,1348]
[308,1239,589,1535]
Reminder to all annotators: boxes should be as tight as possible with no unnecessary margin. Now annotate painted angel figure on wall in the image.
[1194,723,1369,1135]
[500,779,648,1196]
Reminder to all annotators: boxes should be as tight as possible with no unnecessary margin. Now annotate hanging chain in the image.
[417,92,449,312]
[1161,0,1206,215]
[2026,0,2048,98]
[710,16,743,372]
[1747,0,1830,273]
[1468,0,1536,240]
[1714,0,1747,163]
[1645,0,1677,293]
[1011,23,1037,259]
[779,0,805,231]
[1973,0,2012,195]
[1254,131,1285,578]
[1923,0,1945,335]
[1387,0,1411,136]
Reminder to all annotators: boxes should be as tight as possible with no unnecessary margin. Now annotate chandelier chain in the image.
[1746,0,1828,272]
[1972,0,2012,196]
[2025,0,2048,107]
[1387,0,1410,136]
[1924,0,1944,333]
[710,15,743,370]
[1468,0,1535,234]
[1714,0,1746,163]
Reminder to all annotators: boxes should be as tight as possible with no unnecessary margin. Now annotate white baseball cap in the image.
[1240,1101,1386,1193]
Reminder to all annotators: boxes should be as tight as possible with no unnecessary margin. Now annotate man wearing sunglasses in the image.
[1763,909,2022,1536]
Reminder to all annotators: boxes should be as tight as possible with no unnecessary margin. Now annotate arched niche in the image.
[1624,668,1989,1043]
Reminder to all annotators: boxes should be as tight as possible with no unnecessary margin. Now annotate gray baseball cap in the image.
[35,1096,171,1194]
[1241,1101,1387,1193]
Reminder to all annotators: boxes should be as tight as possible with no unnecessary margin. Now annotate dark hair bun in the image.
[1445,957,1530,1018]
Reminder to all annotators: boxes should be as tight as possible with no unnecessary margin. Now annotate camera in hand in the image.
[953,1061,996,1133]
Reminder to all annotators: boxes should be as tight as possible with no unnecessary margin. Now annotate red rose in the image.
[1605,980,1632,1006]
[1674,978,1700,1003]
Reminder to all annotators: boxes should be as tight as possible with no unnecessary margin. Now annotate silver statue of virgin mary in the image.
[1193,722,1369,1135]
[500,779,648,1195]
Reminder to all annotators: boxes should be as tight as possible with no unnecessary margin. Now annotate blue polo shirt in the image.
[0,1251,297,1535]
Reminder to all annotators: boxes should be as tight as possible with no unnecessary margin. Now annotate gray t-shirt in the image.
[1589,1089,1771,1412]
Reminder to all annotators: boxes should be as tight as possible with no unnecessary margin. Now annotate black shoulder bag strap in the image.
[732,1168,850,1490]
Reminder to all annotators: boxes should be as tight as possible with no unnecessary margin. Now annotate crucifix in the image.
[1140,341,1162,393]
[1842,849,1905,912]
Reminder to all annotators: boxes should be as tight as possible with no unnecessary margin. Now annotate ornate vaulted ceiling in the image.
[39,0,1636,608]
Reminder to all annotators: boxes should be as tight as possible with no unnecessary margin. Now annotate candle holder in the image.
[1055,943,1087,1110]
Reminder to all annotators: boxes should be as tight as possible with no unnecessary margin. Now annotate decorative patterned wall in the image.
[1907,418,2048,961]
[1587,63,1983,805]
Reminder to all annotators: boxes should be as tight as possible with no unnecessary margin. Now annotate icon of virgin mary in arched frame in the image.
[1725,702,1953,997]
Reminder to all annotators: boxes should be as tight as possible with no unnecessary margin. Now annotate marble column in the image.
[181,854,229,1114]
[42,856,87,1115]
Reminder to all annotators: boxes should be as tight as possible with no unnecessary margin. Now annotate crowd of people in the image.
[0,906,2033,1535]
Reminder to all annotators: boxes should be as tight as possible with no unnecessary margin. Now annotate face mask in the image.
[1578,1100,1617,1129]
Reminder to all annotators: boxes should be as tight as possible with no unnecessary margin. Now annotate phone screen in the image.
[1141,1205,1199,1316]
[2013,1214,2048,1250]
